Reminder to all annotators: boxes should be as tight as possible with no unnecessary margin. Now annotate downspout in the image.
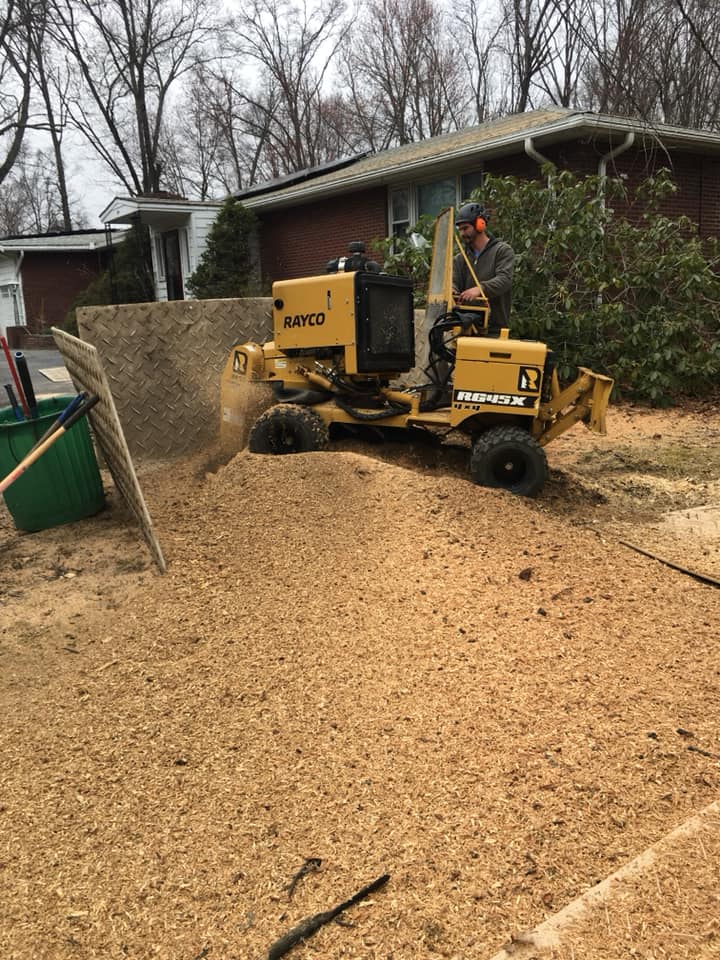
[596,132,635,308]
[15,250,25,326]
[598,131,635,208]
[524,136,554,171]
[525,137,557,213]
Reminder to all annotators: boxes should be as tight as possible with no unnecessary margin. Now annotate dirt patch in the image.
[1,400,719,959]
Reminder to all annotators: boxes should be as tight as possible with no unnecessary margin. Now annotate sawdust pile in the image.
[2,446,720,959]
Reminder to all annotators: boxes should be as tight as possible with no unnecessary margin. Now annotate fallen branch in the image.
[618,540,720,588]
[688,744,720,761]
[266,873,390,960]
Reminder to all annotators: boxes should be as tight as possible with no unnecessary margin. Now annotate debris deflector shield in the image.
[427,208,454,308]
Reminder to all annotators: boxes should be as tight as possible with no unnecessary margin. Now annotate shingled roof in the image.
[0,229,125,253]
[237,108,720,210]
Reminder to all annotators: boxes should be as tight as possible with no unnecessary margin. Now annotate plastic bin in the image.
[0,395,105,532]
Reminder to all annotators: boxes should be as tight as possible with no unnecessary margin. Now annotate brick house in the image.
[0,229,120,345]
[101,107,720,295]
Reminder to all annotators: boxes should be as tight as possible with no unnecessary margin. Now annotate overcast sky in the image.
[65,136,126,227]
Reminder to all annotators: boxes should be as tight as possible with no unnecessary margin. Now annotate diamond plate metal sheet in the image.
[75,298,273,459]
[51,328,167,573]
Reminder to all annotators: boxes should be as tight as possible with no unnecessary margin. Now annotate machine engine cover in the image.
[273,271,415,375]
[451,337,547,420]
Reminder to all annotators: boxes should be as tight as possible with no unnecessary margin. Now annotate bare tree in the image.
[23,0,75,226]
[0,142,86,232]
[533,0,591,107]
[580,0,664,118]
[497,0,564,112]
[660,0,720,128]
[573,0,720,128]
[342,0,468,149]
[0,0,32,185]
[224,0,350,178]
[159,65,227,199]
[46,0,217,195]
[451,0,507,123]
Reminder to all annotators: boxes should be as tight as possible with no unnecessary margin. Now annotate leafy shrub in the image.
[187,200,260,299]
[64,224,155,334]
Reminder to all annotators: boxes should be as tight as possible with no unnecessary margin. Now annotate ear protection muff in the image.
[475,216,486,232]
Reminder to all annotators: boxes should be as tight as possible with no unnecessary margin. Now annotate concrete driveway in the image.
[1,348,75,401]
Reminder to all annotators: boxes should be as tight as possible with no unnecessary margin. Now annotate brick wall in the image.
[255,140,720,285]
[700,158,720,237]
[259,186,388,283]
[21,250,108,333]
[482,141,720,237]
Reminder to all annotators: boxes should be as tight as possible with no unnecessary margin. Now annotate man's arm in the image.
[452,254,466,297]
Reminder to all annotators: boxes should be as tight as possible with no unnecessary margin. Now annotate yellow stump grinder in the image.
[221,208,613,496]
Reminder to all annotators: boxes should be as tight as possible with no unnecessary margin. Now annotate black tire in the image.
[470,425,548,497]
[248,403,329,455]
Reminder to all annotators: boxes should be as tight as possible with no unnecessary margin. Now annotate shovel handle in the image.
[0,395,99,495]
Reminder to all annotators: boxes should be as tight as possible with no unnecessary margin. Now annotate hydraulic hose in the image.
[334,393,411,421]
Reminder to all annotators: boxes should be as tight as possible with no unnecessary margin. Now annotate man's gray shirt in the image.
[452,236,514,329]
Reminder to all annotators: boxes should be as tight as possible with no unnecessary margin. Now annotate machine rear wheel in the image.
[470,425,548,497]
[248,403,329,455]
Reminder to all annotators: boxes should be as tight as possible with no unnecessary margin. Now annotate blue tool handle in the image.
[63,394,99,430]
[58,392,87,424]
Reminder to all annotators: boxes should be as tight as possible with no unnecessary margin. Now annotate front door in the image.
[162,230,184,300]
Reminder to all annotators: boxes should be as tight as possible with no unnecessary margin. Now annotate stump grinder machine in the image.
[221,208,613,496]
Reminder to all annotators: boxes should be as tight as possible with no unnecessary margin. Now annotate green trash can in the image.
[0,395,105,532]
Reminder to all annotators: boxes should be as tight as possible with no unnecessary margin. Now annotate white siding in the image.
[184,207,221,297]
[146,207,221,301]
[0,254,25,339]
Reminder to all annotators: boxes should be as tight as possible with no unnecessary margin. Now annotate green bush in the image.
[380,168,720,404]
[64,224,155,334]
[187,200,260,299]
[484,167,720,404]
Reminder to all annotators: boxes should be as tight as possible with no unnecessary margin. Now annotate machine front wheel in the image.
[470,426,548,497]
[248,403,329,455]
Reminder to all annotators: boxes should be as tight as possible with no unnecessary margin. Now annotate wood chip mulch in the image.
[2,446,719,959]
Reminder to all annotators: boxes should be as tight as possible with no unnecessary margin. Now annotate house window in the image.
[461,170,484,202]
[389,167,486,235]
[390,188,410,237]
[417,178,457,219]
